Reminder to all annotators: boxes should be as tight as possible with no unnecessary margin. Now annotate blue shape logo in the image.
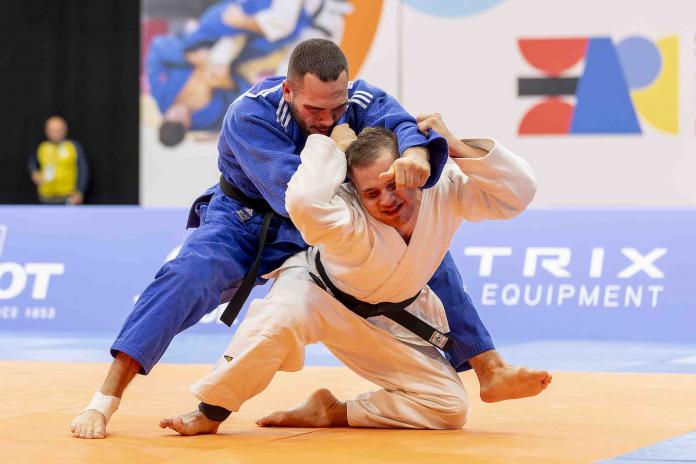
[401,0,506,17]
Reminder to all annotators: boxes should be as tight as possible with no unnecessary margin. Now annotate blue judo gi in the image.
[112,77,494,374]
[147,0,311,131]
[147,34,241,131]
[181,0,311,52]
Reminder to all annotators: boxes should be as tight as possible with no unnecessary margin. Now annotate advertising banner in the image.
[1,207,693,342]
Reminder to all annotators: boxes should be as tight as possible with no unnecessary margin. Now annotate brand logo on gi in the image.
[429,332,448,349]
[0,226,65,300]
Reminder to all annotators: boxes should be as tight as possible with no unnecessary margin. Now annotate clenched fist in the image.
[330,124,357,152]
[379,146,431,189]
[416,113,456,145]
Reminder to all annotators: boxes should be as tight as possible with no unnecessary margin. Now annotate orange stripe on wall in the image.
[340,0,384,79]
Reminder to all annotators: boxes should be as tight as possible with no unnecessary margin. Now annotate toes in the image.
[171,416,187,434]
[159,418,173,429]
[72,424,83,438]
[259,411,287,427]
[93,422,106,439]
[526,369,549,380]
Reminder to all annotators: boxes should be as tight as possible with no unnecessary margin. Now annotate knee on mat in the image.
[433,395,469,430]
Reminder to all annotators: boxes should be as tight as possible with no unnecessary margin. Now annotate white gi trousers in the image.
[190,263,469,430]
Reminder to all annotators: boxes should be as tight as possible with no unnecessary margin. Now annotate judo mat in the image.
[1,359,695,463]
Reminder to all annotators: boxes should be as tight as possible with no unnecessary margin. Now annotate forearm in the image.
[286,135,351,245]
[448,139,489,159]
[452,139,538,220]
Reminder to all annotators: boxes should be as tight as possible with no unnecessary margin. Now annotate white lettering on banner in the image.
[466,246,669,309]
[0,263,27,299]
[0,306,19,319]
[25,264,65,299]
[648,285,664,306]
[501,284,520,305]
[0,262,65,300]
[604,285,620,307]
[524,285,542,305]
[589,248,604,278]
[579,286,600,306]
[481,283,498,305]
[524,248,572,278]
[464,247,512,276]
[0,229,65,302]
[466,247,666,279]
[480,283,665,309]
[24,306,56,320]
[0,225,7,257]
[557,284,575,305]
[618,248,666,279]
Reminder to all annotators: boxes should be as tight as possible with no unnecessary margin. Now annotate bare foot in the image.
[470,350,552,403]
[256,388,348,427]
[159,410,222,436]
[70,409,106,439]
[479,365,552,403]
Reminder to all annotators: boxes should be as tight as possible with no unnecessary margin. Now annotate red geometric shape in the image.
[519,99,574,135]
[518,38,589,76]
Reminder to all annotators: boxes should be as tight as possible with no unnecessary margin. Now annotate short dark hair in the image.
[288,38,349,83]
[159,121,186,147]
[346,127,398,175]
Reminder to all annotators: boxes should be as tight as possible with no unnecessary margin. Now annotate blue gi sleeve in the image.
[182,2,248,51]
[73,140,89,193]
[146,36,190,112]
[221,108,299,217]
[360,89,449,189]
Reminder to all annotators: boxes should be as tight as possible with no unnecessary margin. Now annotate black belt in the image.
[218,175,275,327]
[309,252,453,351]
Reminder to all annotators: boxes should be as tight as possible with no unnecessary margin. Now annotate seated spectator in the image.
[28,116,89,205]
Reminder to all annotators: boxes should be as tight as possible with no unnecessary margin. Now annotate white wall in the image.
[141,0,696,207]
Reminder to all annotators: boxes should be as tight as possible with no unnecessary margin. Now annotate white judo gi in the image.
[190,134,537,429]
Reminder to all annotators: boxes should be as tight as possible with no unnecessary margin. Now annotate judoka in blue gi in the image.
[71,38,538,440]
[148,0,312,147]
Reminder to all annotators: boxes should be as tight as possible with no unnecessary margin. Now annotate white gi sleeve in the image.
[286,134,368,249]
[445,138,538,221]
[254,0,303,42]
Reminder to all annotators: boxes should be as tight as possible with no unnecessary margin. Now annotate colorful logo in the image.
[517,36,679,135]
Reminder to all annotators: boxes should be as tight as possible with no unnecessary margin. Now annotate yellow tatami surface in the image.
[0,361,695,463]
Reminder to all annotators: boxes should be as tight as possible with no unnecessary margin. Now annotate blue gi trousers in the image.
[111,186,494,374]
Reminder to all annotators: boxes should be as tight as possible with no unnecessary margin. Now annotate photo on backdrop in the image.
[140,0,367,206]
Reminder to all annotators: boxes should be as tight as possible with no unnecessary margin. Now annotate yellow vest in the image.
[36,140,79,198]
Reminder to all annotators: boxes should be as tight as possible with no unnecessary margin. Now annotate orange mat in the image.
[0,361,694,463]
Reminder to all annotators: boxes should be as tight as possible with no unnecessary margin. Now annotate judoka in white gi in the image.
[160,113,551,434]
